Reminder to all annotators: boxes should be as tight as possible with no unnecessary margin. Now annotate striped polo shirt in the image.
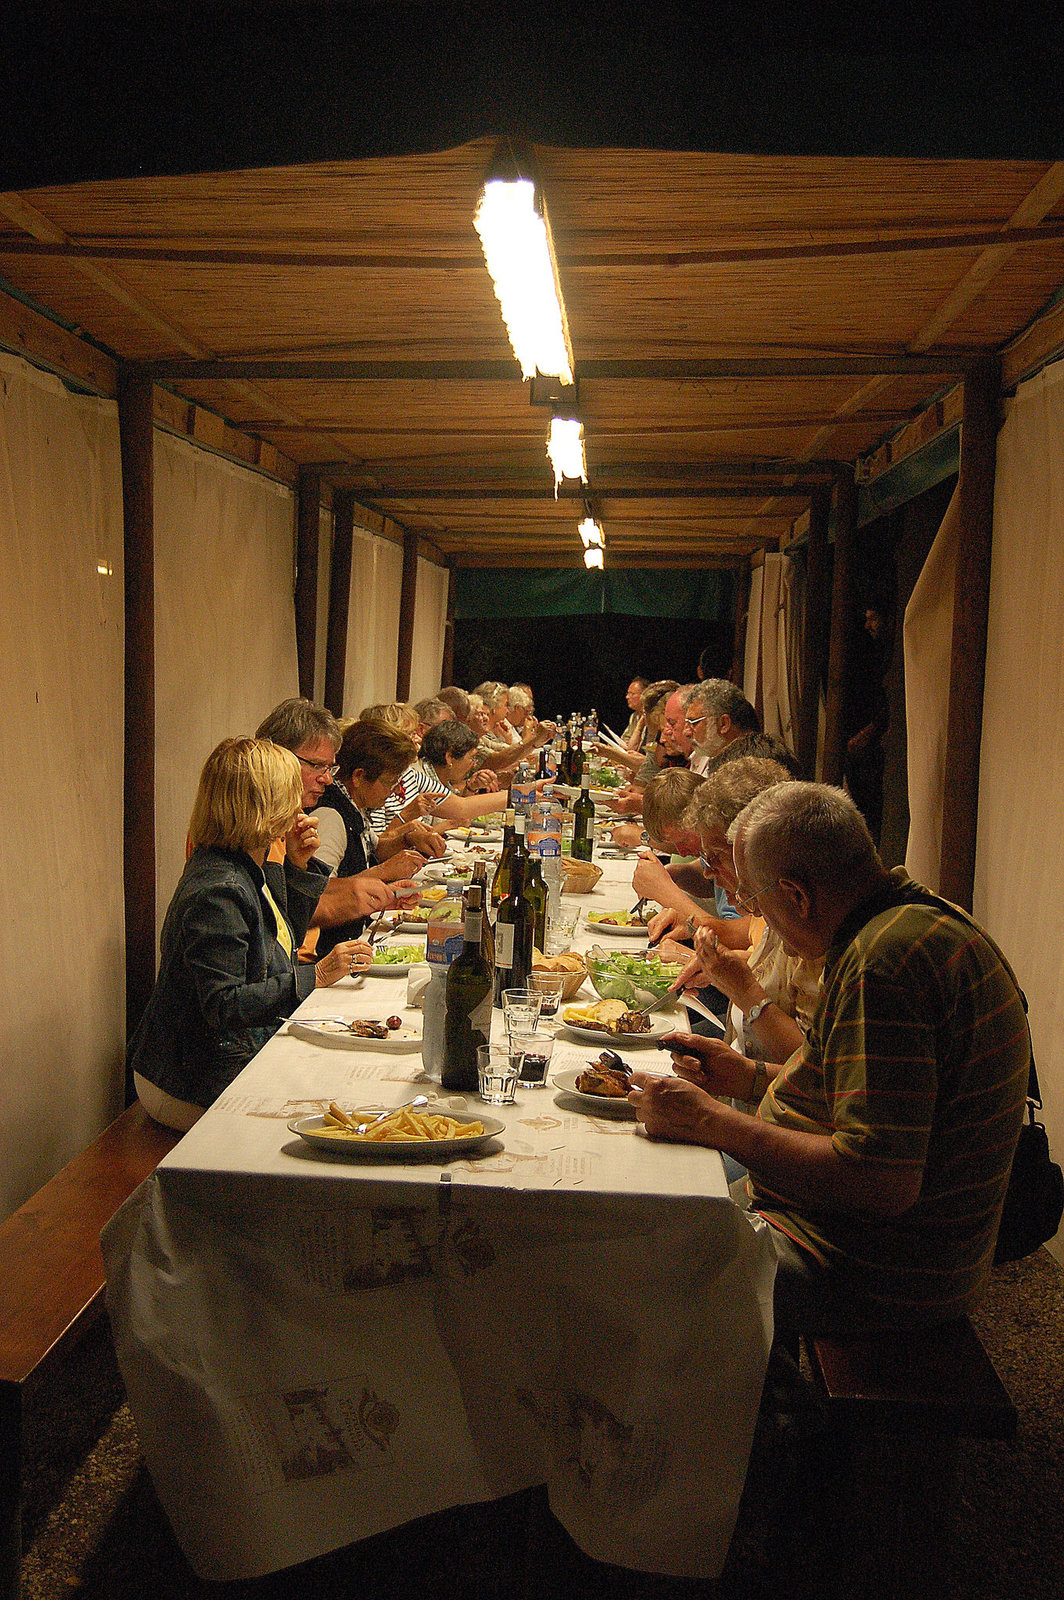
[751,870,1030,1328]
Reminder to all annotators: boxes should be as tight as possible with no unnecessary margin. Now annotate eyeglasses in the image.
[699,850,730,875]
[684,714,707,728]
[733,879,779,915]
[298,755,339,777]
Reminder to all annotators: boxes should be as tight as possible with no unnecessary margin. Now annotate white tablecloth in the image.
[103,852,776,1582]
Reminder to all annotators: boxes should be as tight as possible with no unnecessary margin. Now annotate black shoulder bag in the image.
[994,1021,1064,1265]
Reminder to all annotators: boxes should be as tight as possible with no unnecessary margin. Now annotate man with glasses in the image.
[682,679,759,776]
[630,781,1030,1337]
[255,698,425,943]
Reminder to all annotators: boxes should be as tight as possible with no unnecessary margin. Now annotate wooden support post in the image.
[797,486,832,779]
[822,467,860,786]
[323,489,354,717]
[440,567,455,687]
[295,469,321,700]
[396,532,418,701]
[118,364,155,1051]
[730,561,752,687]
[940,356,1001,910]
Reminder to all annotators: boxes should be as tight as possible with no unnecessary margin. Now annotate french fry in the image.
[314,1106,486,1142]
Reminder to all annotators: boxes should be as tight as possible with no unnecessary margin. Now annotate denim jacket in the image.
[129,846,318,1109]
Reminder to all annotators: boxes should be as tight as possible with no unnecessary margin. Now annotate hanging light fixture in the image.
[547,415,587,492]
[474,154,574,385]
[584,545,604,569]
[578,516,603,548]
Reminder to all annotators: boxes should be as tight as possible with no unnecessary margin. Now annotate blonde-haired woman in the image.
[131,737,370,1131]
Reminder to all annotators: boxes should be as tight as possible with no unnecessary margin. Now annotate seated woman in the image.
[130,737,371,1132]
[472,683,542,777]
[312,720,429,953]
[373,720,511,830]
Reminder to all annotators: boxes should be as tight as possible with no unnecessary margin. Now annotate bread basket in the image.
[561,857,603,894]
[531,952,588,1002]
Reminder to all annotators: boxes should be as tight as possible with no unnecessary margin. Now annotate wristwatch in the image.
[746,997,772,1026]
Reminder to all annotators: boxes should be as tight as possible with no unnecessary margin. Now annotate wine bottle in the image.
[571,725,584,787]
[523,847,548,952]
[471,860,495,972]
[572,775,595,862]
[442,885,493,1091]
[491,807,516,908]
[493,815,534,1005]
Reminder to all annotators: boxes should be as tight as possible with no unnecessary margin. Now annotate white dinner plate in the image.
[368,945,427,976]
[286,1112,504,1159]
[551,1068,637,1117]
[584,913,651,938]
[288,1018,422,1051]
[557,1007,680,1045]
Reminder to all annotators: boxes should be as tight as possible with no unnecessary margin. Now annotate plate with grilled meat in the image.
[553,1053,640,1116]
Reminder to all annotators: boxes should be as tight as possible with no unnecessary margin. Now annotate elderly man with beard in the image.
[630,782,1031,1336]
[683,679,760,775]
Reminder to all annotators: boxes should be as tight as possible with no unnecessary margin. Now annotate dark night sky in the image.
[3,3,1061,192]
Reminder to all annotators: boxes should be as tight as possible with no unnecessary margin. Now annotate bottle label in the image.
[464,910,482,941]
[427,923,465,967]
[512,781,537,813]
[495,921,515,970]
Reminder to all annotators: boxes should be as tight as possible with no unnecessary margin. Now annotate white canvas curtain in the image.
[313,503,332,705]
[409,556,449,700]
[0,353,125,1218]
[973,363,1064,1259]
[154,431,298,928]
[903,485,961,890]
[742,552,797,752]
[342,526,403,713]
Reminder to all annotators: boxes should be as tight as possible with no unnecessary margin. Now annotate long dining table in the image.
[102,844,776,1583]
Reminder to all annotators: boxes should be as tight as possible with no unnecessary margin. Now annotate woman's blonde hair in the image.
[188,737,303,853]
[359,701,418,737]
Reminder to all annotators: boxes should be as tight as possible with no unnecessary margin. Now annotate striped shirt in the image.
[751,870,1030,1328]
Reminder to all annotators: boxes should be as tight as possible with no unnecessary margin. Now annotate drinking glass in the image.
[477,1045,518,1105]
[529,969,566,1019]
[508,1030,555,1088]
[545,905,580,957]
[501,988,542,1036]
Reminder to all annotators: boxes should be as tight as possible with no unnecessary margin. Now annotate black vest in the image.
[313,781,376,955]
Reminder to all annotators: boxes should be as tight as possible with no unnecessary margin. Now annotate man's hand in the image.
[387,878,421,909]
[350,875,392,916]
[284,811,320,871]
[611,786,644,815]
[647,905,691,945]
[631,849,673,902]
[658,1032,757,1099]
[609,822,644,850]
[627,1071,726,1147]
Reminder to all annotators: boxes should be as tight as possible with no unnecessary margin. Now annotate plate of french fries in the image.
[287,1103,504,1159]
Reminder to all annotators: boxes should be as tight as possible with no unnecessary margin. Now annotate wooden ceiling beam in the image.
[237,412,916,435]
[798,161,1064,465]
[152,354,975,381]
[0,191,366,468]
[8,219,1064,270]
[343,485,816,503]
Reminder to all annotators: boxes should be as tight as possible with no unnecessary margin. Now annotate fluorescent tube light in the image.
[474,178,574,384]
[547,416,587,490]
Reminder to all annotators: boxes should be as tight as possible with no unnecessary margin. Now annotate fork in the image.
[354,1094,430,1135]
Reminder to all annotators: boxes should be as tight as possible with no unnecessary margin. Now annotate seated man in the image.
[682,678,760,775]
[631,781,1030,1335]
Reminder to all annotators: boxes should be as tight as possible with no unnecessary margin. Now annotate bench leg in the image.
[829,1426,959,1600]
[0,1384,22,1600]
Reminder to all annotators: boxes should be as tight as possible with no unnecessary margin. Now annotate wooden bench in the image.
[0,1103,179,1600]
[802,1317,1017,1600]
